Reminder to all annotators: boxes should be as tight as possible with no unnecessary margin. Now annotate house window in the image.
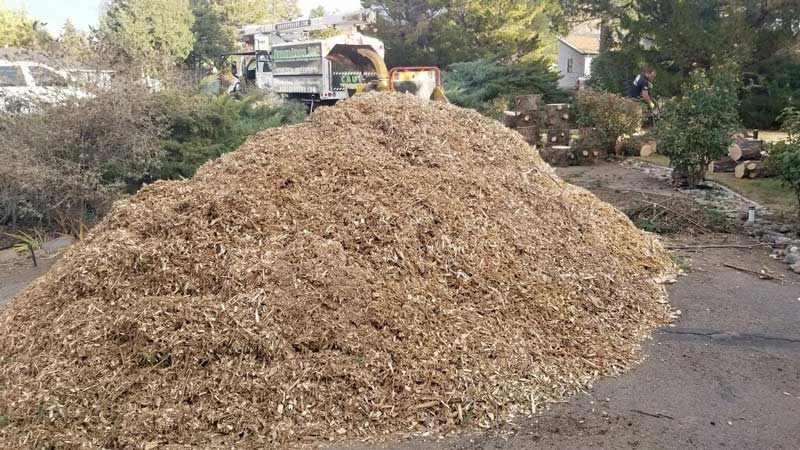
[567,59,574,73]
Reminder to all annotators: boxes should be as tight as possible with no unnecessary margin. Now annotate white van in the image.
[0,59,86,112]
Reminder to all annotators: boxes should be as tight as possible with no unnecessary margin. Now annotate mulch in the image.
[0,92,674,449]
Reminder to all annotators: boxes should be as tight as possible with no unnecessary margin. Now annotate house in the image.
[557,22,601,90]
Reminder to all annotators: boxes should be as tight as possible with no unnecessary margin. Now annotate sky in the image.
[7,0,363,36]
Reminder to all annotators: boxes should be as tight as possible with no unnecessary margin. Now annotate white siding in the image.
[557,40,587,89]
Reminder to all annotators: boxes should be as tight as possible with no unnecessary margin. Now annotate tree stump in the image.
[517,125,540,146]
[539,146,573,167]
[545,104,570,128]
[516,110,539,127]
[514,95,542,112]
[502,111,518,128]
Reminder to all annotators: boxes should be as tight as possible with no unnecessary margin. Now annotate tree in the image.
[0,0,51,49]
[99,0,195,70]
[309,5,327,17]
[52,20,93,61]
[187,0,300,67]
[363,0,566,68]
[657,69,741,187]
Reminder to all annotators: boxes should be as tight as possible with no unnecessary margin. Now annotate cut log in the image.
[514,95,542,112]
[710,156,737,173]
[516,111,539,127]
[547,126,570,146]
[516,125,540,146]
[502,111,518,128]
[539,145,573,167]
[734,161,773,179]
[545,104,570,127]
[640,141,657,157]
[728,139,764,161]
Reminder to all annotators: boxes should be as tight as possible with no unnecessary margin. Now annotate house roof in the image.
[559,21,601,55]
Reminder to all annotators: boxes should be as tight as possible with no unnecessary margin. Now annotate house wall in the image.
[557,41,586,89]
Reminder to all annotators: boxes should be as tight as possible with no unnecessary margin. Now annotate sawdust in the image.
[0,93,673,449]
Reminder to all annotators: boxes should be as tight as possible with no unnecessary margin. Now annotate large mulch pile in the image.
[0,93,674,449]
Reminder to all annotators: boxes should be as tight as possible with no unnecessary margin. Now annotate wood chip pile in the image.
[0,93,674,449]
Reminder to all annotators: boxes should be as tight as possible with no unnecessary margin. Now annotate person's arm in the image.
[642,88,654,108]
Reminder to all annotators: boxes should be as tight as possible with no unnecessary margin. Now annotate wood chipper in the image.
[223,9,447,108]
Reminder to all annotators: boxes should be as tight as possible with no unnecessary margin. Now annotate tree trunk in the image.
[547,126,570,146]
[502,111,518,128]
[640,141,657,157]
[728,139,764,161]
[734,161,773,179]
[539,146,574,167]
[517,126,540,146]
[514,95,542,112]
[709,157,738,173]
[544,104,570,128]
[516,111,539,127]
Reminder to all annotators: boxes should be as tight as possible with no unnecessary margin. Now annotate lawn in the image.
[758,130,788,143]
[634,154,797,216]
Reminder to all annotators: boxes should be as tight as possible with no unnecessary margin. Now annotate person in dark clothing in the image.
[630,69,657,109]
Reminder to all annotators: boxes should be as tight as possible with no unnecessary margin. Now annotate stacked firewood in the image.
[503,97,578,167]
[709,137,772,179]
[503,95,542,147]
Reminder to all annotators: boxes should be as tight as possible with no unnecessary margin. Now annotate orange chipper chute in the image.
[388,66,448,102]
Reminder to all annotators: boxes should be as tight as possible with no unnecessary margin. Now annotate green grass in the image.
[706,172,797,216]
[758,130,788,143]
[636,154,670,167]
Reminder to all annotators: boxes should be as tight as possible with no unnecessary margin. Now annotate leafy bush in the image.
[444,57,569,115]
[573,89,642,152]
[0,82,166,228]
[657,70,741,186]
[152,90,306,179]
[770,107,800,215]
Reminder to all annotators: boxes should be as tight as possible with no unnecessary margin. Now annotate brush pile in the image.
[0,93,673,449]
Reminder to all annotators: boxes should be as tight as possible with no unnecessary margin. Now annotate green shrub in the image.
[152,90,307,179]
[770,107,800,215]
[573,89,642,152]
[444,57,569,116]
[657,70,741,186]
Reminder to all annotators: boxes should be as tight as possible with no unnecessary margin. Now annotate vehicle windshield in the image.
[30,66,68,87]
[0,65,25,87]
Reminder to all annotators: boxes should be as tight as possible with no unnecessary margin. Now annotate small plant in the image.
[573,89,642,153]
[770,107,800,216]
[657,69,741,187]
[2,229,46,254]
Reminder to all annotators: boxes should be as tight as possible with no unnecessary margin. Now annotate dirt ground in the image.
[1,162,799,449]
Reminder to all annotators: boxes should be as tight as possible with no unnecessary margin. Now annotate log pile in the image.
[545,103,570,146]
[538,145,574,167]
[710,138,770,178]
[503,94,542,146]
[734,160,773,179]
[571,127,607,164]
